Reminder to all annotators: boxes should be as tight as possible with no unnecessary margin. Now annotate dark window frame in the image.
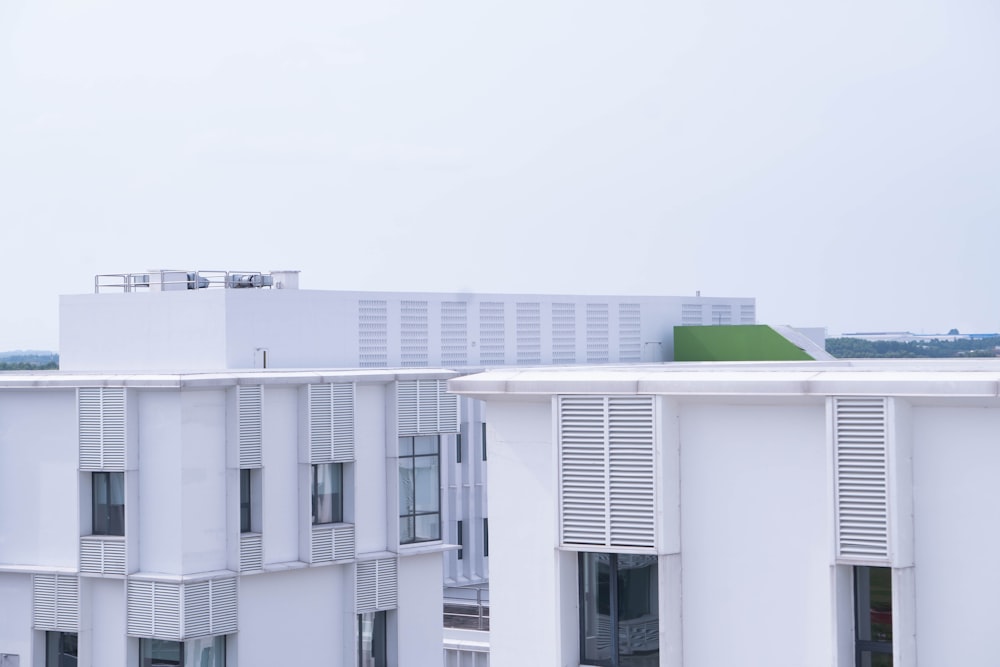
[239,469,252,534]
[92,471,125,536]
[457,520,464,560]
[398,435,441,545]
[481,423,487,461]
[311,462,344,525]
[46,631,78,667]
[854,566,893,666]
[483,518,489,558]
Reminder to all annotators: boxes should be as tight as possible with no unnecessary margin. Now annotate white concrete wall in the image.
[60,291,229,371]
[354,383,389,554]
[88,578,126,667]
[179,389,228,574]
[0,573,32,663]
[261,386,300,565]
[911,405,1000,666]
[0,389,77,569]
[478,400,565,667]
[398,552,446,667]
[679,402,831,667]
[238,567,351,667]
[138,391,184,574]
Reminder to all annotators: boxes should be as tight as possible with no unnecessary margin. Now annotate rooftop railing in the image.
[95,270,275,293]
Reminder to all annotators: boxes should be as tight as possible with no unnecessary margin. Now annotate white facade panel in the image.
[180,389,229,574]
[261,386,300,565]
[138,391,184,574]
[679,403,832,666]
[353,383,388,556]
[0,389,77,569]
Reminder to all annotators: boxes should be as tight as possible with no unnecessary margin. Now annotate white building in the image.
[450,360,1000,667]
[0,368,459,667]
[61,269,755,595]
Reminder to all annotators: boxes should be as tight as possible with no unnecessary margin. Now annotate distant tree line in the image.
[0,352,59,370]
[826,337,1000,359]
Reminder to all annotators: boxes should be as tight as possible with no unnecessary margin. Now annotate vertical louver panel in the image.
[79,387,127,470]
[238,385,263,468]
[309,384,333,462]
[333,524,356,561]
[607,398,656,548]
[332,383,355,462]
[33,574,79,631]
[127,580,182,640]
[208,578,238,635]
[310,384,355,462]
[184,582,212,638]
[239,533,263,572]
[310,524,356,563]
[80,537,127,576]
[356,558,398,613]
[397,380,459,435]
[560,397,609,545]
[311,526,334,564]
[834,397,890,561]
[128,578,237,639]
[127,580,156,637]
[559,396,656,549]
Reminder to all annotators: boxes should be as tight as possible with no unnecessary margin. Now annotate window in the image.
[358,611,387,667]
[483,518,489,558]
[457,521,464,560]
[92,472,124,536]
[855,566,893,666]
[481,423,487,461]
[455,433,463,464]
[312,463,343,525]
[579,553,658,667]
[46,631,77,667]
[240,469,252,534]
[140,637,225,667]
[398,435,440,544]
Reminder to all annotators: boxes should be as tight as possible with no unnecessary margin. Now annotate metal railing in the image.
[444,585,490,631]
[95,270,274,293]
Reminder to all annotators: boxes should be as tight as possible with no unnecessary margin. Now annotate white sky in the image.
[3,0,999,351]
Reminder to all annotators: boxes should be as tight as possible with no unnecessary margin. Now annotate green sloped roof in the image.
[674,325,816,361]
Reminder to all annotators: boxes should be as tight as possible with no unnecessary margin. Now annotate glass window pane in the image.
[618,555,659,667]
[46,631,78,667]
[398,459,414,514]
[860,651,893,667]
[856,566,893,642]
[413,457,439,512]
[399,516,415,544]
[413,435,438,455]
[398,437,413,457]
[141,639,182,667]
[414,513,440,541]
[184,636,226,667]
[580,553,613,665]
[312,463,342,524]
[359,611,387,667]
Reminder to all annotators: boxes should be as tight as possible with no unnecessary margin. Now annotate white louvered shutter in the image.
[238,385,263,468]
[79,387,127,470]
[397,380,459,435]
[33,574,79,631]
[239,533,263,572]
[834,397,890,562]
[558,396,656,549]
[355,558,398,612]
[309,384,333,462]
[128,580,182,640]
[332,383,355,462]
[128,578,237,639]
[607,398,656,547]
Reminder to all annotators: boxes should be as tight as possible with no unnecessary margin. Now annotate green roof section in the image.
[674,325,820,362]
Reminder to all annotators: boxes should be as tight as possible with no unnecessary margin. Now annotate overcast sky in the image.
[2,0,999,351]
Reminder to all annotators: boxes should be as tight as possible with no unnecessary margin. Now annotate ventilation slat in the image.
[397,380,458,435]
[559,396,656,549]
[238,386,263,468]
[834,397,890,561]
[79,387,127,470]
